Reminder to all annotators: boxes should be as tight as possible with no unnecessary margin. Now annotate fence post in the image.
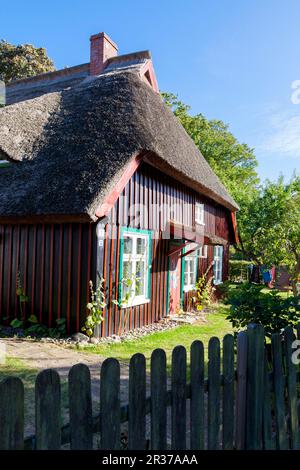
[271,333,289,449]
[246,323,264,450]
[0,377,24,450]
[151,349,167,450]
[190,340,205,450]
[284,326,299,450]
[222,334,234,450]
[35,369,61,450]
[69,363,93,450]
[262,352,275,449]
[207,337,220,450]
[235,331,248,450]
[100,358,121,450]
[171,345,187,450]
[128,353,146,450]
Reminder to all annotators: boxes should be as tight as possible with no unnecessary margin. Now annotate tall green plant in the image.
[192,262,215,311]
[82,280,106,337]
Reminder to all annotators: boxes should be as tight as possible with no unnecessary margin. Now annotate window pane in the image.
[190,259,195,274]
[136,260,146,296]
[122,261,133,298]
[123,236,133,255]
[184,260,189,275]
[184,273,189,285]
[137,237,146,255]
[196,203,204,223]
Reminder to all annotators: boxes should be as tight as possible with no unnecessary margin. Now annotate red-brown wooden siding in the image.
[0,223,96,333]
[96,163,232,336]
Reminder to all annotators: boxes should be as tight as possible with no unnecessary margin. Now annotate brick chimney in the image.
[90,32,118,76]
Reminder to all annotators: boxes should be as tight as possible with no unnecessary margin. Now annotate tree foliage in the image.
[162,92,300,294]
[239,176,300,294]
[162,92,259,209]
[225,283,300,337]
[0,40,55,83]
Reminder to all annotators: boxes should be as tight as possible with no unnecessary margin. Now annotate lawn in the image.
[0,356,37,386]
[80,304,234,371]
[0,357,69,437]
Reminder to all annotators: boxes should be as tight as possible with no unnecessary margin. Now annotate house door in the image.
[168,251,182,315]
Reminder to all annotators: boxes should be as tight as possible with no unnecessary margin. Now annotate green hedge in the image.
[229,260,253,282]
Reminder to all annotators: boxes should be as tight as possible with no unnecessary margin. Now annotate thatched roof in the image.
[0,69,238,222]
[5,63,90,105]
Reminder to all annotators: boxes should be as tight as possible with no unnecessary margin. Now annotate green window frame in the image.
[119,227,152,308]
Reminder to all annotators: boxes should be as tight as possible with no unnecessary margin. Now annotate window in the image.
[183,249,198,292]
[213,245,223,285]
[119,228,152,307]
[198,245,208,259]
[195,203,205,225]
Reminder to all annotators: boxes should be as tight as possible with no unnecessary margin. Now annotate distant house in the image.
[0,32,239,336]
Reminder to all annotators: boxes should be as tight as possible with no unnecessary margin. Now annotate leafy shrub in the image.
[192,275,215,311]
[82,280,106,337]
[226,283,300,337]
[4,316,67,339]
[191,262,215,311]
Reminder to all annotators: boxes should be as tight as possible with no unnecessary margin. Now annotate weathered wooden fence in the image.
[1,323,300,450]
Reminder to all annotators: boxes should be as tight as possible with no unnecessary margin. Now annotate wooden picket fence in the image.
[1,323,300,450]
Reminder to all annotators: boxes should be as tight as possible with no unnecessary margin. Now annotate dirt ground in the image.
[1,338,151,440]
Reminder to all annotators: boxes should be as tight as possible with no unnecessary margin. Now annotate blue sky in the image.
[2,0,300,182]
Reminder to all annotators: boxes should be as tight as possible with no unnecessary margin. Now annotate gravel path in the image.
[2,338,136,403]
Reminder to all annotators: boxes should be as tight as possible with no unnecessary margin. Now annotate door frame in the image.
[166,240,185,315]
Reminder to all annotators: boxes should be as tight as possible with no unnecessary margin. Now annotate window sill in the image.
[120,298,150,309]
[195,221,205,226]
[183,286,196,293]
[213,281,223,286]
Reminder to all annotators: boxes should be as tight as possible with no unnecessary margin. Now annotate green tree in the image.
[0,40,55,83]
[240,176,300,295]
[162,93,300,295]
[162,92,259,209]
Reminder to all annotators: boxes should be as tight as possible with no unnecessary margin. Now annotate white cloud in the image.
[259,110,300,159]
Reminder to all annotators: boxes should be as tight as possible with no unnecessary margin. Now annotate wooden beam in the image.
[95,154,144,219]
[180,243,201,259]
[166,242,187,257]
[231,211,240,245]
[140,60,159,93]
[166,220,205,245]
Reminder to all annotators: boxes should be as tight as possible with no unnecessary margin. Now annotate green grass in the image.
[79,304,233,372]
[0,356,37,385]
[0,357,69,436]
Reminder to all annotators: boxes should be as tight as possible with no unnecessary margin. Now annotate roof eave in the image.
[143,152,239,212]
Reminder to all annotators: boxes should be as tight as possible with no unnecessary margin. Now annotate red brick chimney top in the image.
[90,32,118,76]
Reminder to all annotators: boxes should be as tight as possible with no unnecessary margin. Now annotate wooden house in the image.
[0,32,239,335]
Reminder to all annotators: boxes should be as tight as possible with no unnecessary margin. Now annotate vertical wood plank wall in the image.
[0,163,233,335]
[0,223,96,333]
[98,163,233,336]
